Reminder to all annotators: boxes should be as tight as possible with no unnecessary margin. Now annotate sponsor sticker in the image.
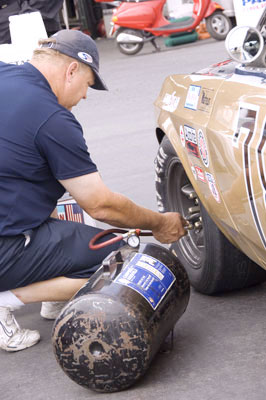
[185,85,201,111]
[195,165,206,182]
[184,125,200,158]
[78,52,93,63]
[180,125,186,147]
[162,91,180,112]
[114,253,176,310]
[198,129,209,167]
[198,88,214,113]
[205,172,220,203]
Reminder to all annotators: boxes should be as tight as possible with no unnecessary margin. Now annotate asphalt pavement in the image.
[2,36,266,400]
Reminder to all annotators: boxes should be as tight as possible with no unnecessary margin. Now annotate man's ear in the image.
[66,62,79,82]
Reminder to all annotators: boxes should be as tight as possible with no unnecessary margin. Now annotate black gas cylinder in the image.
[52,243,190,393]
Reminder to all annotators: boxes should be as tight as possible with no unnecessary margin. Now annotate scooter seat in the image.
[152,17,195,32]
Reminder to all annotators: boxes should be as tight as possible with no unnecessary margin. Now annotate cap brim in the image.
[91,69,108,91]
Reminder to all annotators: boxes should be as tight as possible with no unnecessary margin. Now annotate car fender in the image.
[154,60,266,270]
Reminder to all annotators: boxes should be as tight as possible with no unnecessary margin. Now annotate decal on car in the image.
[198,88,214,113]
[233,104,258,148]
[162,91,180,112]
[190,161,197,181]
[184,85,201,111]
[184,125,200,158]
[205,172,220,203]
[195,165,206,182]
[232,126,249,148]
[198,129,209,167]
[180,125,186,148]
[239,103,266,249]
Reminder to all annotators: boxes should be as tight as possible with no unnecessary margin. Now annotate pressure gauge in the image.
[127,233,140,248]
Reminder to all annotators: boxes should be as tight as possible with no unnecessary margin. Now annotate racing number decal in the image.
[257,123,266,197]
[237,103,266,248]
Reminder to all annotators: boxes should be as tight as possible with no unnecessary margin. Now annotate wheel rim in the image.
[118,29,143,54]
[167,158,204,268]
[120,42,140,53]
[211,15,230,35]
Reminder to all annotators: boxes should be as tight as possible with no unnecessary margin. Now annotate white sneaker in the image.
[40,301,66,320]
[0,306,40,352]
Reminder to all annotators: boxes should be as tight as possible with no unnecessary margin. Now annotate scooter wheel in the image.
[116,28,144,56]
[206,11,232,41]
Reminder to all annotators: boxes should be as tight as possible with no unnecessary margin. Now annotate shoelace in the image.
[6,310,20,332]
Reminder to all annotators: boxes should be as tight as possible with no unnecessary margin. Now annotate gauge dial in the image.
[127,234,140,248]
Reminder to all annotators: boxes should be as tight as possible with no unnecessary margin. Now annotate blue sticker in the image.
[114,253,176,310]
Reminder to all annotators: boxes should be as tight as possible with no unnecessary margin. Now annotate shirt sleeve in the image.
[34,109,98,180]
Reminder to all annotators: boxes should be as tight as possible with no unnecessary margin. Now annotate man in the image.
[0,29,188,352]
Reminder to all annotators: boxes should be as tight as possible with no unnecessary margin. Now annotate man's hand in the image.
[152,212,189,244]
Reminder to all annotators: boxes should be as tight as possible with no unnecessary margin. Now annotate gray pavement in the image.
[2,37,266,400]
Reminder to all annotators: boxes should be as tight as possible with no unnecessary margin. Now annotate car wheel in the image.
[116,28,144,55]
[155,135,266,294]
[206,11,232,41]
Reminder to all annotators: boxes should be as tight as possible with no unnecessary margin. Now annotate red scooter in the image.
[97,0,233,55]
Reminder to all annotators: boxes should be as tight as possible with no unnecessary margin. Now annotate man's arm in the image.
[59,172,188,244]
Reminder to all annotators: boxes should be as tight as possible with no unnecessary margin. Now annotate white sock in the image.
[0,291,24,308]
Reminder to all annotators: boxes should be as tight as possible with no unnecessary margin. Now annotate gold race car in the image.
[154,16,266,294]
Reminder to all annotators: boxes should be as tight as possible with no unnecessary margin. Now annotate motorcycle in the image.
[102,0,234,55]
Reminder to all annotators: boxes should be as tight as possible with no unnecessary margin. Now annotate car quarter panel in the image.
[154,66,266,269]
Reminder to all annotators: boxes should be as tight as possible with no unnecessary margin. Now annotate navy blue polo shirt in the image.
[0,61,97,236]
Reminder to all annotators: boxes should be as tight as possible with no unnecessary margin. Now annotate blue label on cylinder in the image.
[114,253,176,310]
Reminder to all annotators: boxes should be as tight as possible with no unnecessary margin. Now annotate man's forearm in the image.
[88,191,162,230]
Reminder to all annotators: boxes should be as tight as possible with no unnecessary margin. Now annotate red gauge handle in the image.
[89,228,153,250]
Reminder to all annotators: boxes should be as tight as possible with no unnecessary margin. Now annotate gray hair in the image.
[32,38,88,72]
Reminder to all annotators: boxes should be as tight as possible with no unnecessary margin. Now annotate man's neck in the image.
[29,59,63,101]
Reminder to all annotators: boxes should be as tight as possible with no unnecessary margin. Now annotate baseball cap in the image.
[40,29,107,91]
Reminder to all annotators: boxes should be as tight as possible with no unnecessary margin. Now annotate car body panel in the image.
[154,60,266,270]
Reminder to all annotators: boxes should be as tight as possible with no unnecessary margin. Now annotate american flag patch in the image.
[57,203,84,224]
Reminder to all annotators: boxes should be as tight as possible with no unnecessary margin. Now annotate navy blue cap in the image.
[41,29,107,91]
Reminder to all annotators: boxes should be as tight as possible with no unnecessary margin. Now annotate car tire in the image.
[116,28,144,56]
[206,11,232,41]
[155,135,266,294]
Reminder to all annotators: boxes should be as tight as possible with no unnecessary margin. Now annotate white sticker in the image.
[198,129,209,167]
[78,52,93,63]
[205,172,220,203]
[162,91,180,112]
[190,162,197,181]
[185,85,201,111]
[195,165,206,182]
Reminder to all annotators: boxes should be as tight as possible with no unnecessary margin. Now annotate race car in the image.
[153,17,266,294]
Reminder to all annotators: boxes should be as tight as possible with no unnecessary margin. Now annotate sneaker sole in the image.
[2,337,40,352]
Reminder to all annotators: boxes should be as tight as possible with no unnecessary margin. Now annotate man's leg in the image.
[0,219,123,351]
[0,278,89,352]
[0,306,40,352]
[12,276,88,303]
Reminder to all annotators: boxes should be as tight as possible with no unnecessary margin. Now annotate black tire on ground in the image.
[206,11,232,41]
[116,28,144,55]
[155,135,266,294]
